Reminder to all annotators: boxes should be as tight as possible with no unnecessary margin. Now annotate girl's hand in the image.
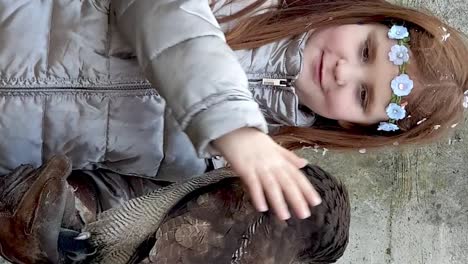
[213,127,322,220]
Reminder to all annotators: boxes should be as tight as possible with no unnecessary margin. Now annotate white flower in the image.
[388,45,410,66]
[391,74,414,96]
[434,125,441,130]
[451,123,458,128]
[378,122,399,132]
[463,95,468,108]
[388,25,409,40]
[386,103,406,120]
[359,148,367,154]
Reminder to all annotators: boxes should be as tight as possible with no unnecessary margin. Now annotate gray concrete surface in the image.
[300,120,468,264]
[1,1,466,264]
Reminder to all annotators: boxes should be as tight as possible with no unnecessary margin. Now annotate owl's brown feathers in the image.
[0,156,76,264]
[142,165,350,264]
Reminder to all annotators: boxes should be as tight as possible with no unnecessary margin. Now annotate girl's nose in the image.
[335,59,358,86]
[334,59,348,86]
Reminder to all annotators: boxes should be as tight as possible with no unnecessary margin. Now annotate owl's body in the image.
[88,166,350,264]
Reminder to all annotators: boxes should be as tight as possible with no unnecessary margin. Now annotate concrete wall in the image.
[301,123,468,264]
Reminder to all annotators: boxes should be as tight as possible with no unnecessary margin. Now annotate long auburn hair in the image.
[216,0,468,150]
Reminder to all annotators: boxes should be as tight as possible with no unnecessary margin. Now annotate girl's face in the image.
[295,24,400,125]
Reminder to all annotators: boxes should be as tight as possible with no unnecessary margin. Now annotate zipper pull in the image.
[262,78,292,87]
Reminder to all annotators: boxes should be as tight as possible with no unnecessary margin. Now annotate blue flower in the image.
[377,122,399,132]
[391,74,414,96]
[388,45,409,66]
[388,25,409,40]
[386,103,406,120]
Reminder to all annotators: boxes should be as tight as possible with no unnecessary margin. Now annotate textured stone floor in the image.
[301,122,468,264]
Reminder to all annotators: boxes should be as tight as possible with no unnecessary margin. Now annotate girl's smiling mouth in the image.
[314,51,324,92]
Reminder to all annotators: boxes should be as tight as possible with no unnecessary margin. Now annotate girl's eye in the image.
[360,85,368,108]
[362,41,370,62]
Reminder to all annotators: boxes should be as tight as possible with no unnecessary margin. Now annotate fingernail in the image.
[314,196,322,206]
[258,204,268,212]
[282,211,291,220]
[301,209,311,219]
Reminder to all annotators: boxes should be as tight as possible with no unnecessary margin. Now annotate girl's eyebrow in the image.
[365,29,379,114]
[368,29,378,64]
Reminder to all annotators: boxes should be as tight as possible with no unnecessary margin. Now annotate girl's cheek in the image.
[324,99,339,116]
[328,96,351,116]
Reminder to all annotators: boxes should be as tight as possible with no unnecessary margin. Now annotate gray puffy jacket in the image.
[0,0,315,181]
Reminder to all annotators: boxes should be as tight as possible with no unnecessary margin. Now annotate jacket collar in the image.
[235,33,316,128]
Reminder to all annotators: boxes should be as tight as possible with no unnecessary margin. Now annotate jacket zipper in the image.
[261,78,293,87]
[0,83,153,93]
[3,78,294,92]
[249,78,294,88]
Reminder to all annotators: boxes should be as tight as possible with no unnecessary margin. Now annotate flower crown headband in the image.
[377,25,414,132]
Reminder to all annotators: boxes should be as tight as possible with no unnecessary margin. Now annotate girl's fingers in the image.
[259,171,290,220]
[278,147,321,207]
[278,146,308,168]
[276,168,311,219]
[294,169,322,207]
[240,170,268,212]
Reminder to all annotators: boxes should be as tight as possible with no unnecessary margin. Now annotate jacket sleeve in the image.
[112,0,268,157]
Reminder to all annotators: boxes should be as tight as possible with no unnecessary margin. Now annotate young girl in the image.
[0,0,466,238]
[208,0,468,220]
